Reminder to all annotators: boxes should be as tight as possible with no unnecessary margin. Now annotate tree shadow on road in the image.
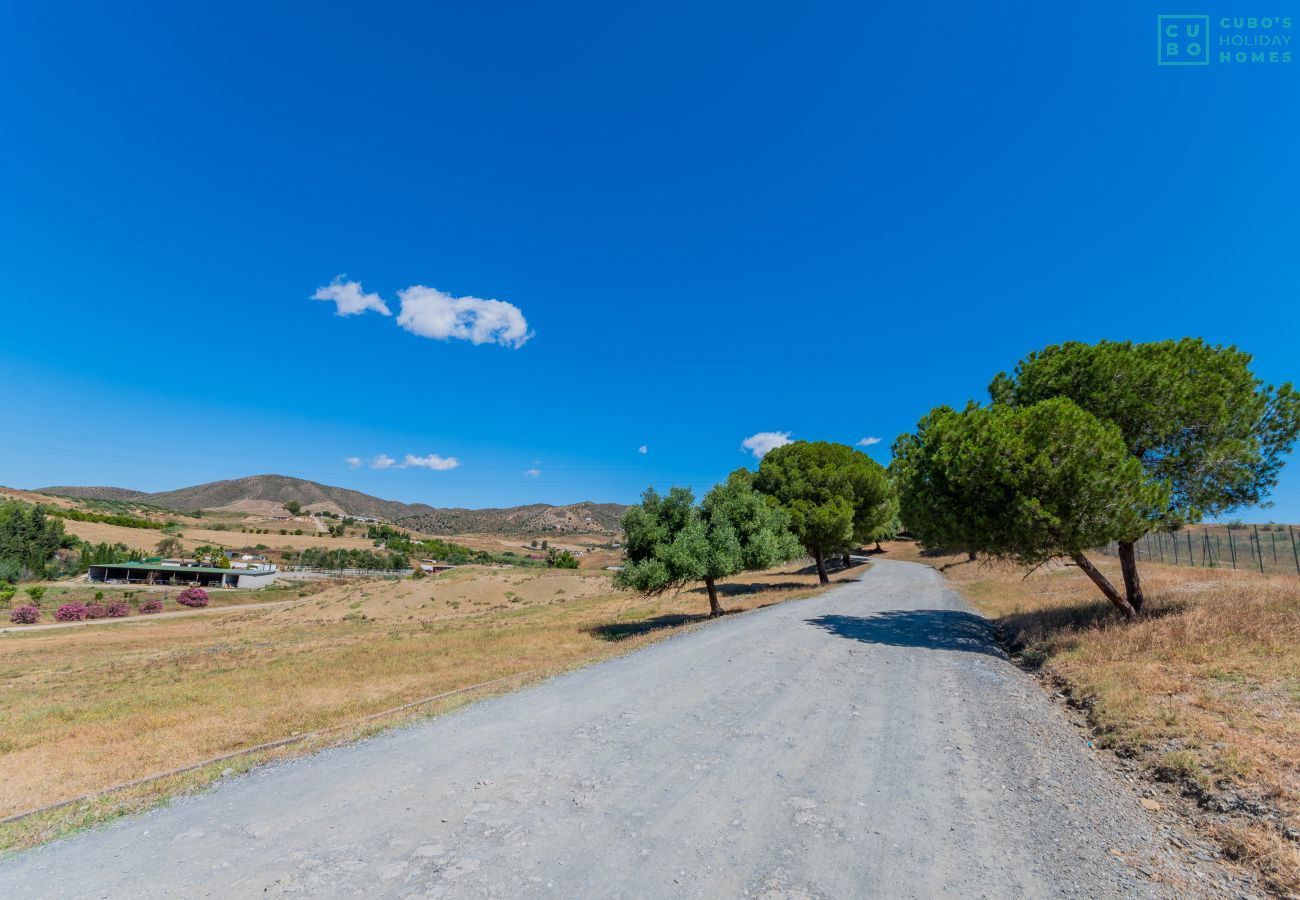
[805,610,1004,657]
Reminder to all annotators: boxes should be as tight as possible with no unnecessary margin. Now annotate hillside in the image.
[40,475,626,535]
[39,486,151,503]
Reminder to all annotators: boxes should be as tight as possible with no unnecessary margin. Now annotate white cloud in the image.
[404,453,460,471]
[396,285,532,349]
[344,456,364,469]
[370,454,398,469]
[524,468,541,477]
[312,277,391,317]
[638,445,648,454]
[857,436,882,447]
[741,431,793,458]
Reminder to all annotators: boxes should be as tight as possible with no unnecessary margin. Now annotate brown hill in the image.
[40,475,627,535]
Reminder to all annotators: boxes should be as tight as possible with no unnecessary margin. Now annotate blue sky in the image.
[1,3,1297,517]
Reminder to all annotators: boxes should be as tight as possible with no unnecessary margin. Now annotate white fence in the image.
[283,566,413,579]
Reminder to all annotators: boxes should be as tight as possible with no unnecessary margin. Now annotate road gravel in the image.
[0,560,1237,898]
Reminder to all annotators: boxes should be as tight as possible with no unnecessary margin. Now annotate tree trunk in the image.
[1117,540,1145,614]
[813,549,829,585]
[841,552,852,569]
[967,550,977,561]
[1071,552,1137,620]
[874,541,882,552]
[704,576,723,618]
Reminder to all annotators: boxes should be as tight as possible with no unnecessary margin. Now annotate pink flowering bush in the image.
[175,587,209,608]
[106,601,130,618]
[55,602,89,622]
[86,603,108,619]
[139,598,164,614]
[9,605,40,624]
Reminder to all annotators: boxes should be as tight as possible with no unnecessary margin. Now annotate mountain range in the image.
[39,475,627,535]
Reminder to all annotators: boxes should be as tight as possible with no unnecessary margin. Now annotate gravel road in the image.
[0,560,1232,898]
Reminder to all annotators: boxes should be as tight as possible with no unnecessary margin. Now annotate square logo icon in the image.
[1158,15,1211,65]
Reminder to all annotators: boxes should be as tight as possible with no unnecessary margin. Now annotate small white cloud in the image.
[396,285,532,349]
[405,453,460,471]
[741,431,792,459]
[370,454,398,469]
[524,468,542,477]
[857,436,882,447]
[638,445,648,454]
[344,456,364,469]
[312,277,391,317]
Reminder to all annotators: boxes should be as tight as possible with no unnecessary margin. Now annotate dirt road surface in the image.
[0,560,1231,898]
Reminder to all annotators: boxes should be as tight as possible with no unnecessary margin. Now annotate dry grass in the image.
[0,561,833,851]
[882,540,1300,894]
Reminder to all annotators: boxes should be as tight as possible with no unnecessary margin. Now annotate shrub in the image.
[9,605,40,624]
[1,584,17,604]
[54,602,89,622]
[25,586,46,603]
[94,590,104,601]
[106,600,130,617]
[86,603,108,619]
[139,598,164,614]
[175,587,209,608]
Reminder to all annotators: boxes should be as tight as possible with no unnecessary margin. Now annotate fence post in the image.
[1187,531,1195,568]
[1271,531,1279,566]
[1173,532,1180,565]
[1228,526,1237,569]
[1291,525,1300,575]
[1203,530,1213,568]
[1253,525,1265,574]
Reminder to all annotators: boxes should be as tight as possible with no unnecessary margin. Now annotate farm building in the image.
[87,561,278,589]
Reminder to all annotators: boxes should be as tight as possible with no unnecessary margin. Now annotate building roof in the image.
[89,561,273,576]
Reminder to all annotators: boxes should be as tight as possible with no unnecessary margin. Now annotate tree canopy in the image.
[753,441,895,584]
[0,501,73,582]
[617,473,800,616]
[891,398,1168,618]
[989,338,1300,610]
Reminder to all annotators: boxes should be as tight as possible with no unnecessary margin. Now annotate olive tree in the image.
[891,398,1168,619]
[753,441,895,584]
[990,339,1300,612]
[617,472,800,617]
[155,536,184,558]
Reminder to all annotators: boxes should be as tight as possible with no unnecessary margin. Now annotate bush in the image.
[139,598,164,614]
[94,590,104,601]
[86,603,108,619]
[106,600,130,617]
[54,602,89,622]
[175,587,209,608]
[0,584,17,604]
[9,605,40,624]
[25,586,46,603]
[546,548,580,569]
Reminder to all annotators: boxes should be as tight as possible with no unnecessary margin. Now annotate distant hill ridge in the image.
[39,475,626,535]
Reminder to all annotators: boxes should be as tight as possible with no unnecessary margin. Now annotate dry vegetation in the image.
[884,540,1300,894]
[0,561,833,851]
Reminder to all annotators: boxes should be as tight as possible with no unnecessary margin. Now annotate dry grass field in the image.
[0,561,833,851]
[883,540,1300,894]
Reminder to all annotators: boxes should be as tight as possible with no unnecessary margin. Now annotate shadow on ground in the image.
[688,581,808,598]
[805,609,1004,657]
[586,613,709,642]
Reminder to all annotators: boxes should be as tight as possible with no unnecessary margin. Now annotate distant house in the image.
[87,560,278,589]
[418,559,455,574]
